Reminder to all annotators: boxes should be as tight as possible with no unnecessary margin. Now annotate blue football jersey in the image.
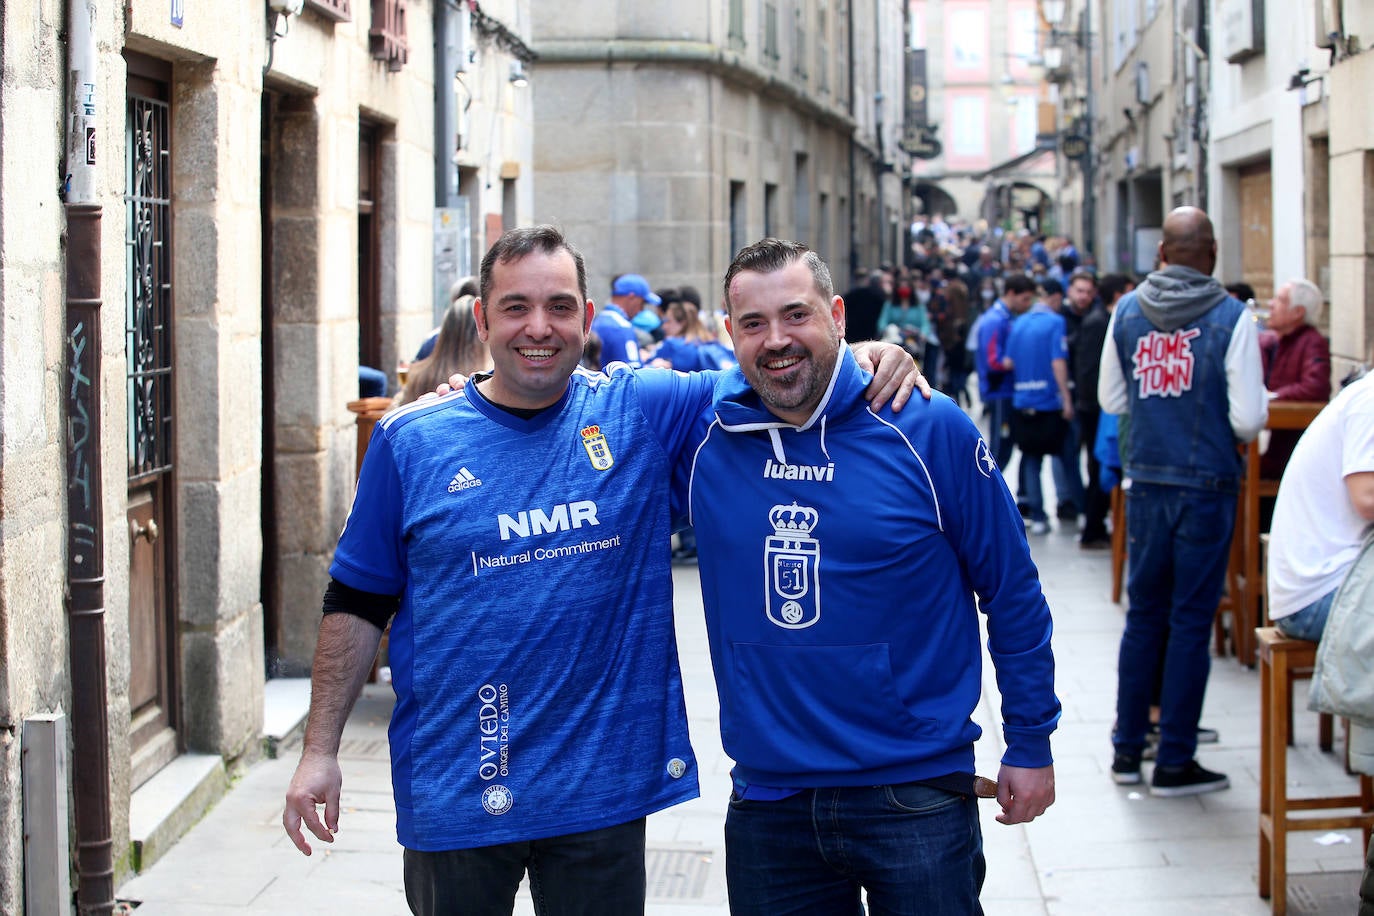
[332,366,714,850]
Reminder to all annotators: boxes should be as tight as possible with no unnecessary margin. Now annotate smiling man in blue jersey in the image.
[685,239,1060,915]
[281,226,922,916]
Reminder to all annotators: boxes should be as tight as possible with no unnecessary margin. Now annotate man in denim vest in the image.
[1098,207,1267,796]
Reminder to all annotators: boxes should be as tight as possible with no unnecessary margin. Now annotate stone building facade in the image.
[0,0,529,908]
[529,0,910,303]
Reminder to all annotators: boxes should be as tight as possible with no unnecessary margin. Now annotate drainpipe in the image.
[847,0,858,276]
[64,0,114,912]
[434,0,459,208]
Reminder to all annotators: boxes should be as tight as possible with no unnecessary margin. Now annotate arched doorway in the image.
[912,181,959,220]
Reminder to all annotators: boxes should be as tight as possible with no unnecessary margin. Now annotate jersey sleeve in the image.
[330,423,407,595]
[629,367,719,529]
[927,401,1061,766]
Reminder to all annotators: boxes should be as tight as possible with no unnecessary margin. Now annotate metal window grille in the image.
[125,93,174,482]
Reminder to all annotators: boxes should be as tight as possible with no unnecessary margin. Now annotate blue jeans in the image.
[1114,484,1236,767]
[402,818,646,916]
[1274,587,1338,642]
[1020,453,1048,523]
[725,783,985,916]
[986,398,1013,469]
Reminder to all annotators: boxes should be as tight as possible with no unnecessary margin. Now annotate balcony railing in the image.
[305,0,350,22]
[369,0,408,71]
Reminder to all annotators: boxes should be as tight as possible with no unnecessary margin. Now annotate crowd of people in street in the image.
[299,206,1374,915]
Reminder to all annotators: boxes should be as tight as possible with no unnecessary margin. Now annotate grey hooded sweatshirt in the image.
[1135,264,1231,332]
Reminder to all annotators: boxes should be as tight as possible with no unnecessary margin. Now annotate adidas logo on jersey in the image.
[448,467,482,492]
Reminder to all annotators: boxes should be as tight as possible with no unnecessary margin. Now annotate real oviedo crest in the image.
[580,424,614,471]
[764,502,821,629]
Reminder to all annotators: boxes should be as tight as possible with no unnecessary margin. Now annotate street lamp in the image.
[1041,0,1066,27]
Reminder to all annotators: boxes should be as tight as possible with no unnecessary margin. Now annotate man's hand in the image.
[431,372,471,398]
[852,341,932,413]
[994,763,1055,825]
[283,751,344,855]
[1061,401,1075,421]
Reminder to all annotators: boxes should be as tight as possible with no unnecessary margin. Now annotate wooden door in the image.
[1238,162,1274,303]
[126,59,179,788]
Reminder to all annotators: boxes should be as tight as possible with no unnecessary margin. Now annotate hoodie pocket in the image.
[724,641,947,777]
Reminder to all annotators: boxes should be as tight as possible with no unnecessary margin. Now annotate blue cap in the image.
[612,274,662,305]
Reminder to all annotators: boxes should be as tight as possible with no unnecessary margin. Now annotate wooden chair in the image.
[1256,627,1374,915]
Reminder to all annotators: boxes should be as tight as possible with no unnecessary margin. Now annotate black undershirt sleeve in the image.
[321,577,399,632]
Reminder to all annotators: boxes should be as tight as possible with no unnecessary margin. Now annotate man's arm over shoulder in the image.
[927,400,1061,768]
[630,366,718,465]
[1224,311,1268,442]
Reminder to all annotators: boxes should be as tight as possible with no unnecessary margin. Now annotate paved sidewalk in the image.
[118,502,1368,913]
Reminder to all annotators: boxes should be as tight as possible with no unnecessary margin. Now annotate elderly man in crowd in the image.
[1259,278,1332,480]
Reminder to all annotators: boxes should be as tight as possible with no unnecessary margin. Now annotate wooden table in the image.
[1225,400,1326,665]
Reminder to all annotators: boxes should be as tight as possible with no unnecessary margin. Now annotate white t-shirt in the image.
[1267,373,1374,620]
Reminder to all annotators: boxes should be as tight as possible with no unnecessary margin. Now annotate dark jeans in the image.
[725,783,985,916]
[403,818,646,916]
[1050,416,1084,513]
[1078,410,1110,540]
[1114,484,1236,767]
[985,397,1014,469]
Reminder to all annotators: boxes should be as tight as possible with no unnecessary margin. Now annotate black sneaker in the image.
[1149,761,1229,797]
[1110,752,1142,785]
[1056,502,1080,521]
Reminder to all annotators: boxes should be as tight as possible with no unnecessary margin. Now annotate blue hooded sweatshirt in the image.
[684,345,1060,789]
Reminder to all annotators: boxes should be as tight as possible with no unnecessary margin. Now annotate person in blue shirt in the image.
[686,239,1059,915]
[281,227,922,915]
[1006,289,1074,533]
[975,274,1035,468]
[590,273,660,367]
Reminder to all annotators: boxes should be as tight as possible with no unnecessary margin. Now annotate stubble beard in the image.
[749,343,839,417]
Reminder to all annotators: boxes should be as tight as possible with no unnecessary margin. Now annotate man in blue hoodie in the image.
[685,239,1060,914]
[1099,207,1267,796]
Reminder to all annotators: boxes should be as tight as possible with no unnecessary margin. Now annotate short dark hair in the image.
[1068,268,1097,288]
[723,238,833,314]
[678,284,703,308]
[1097,273,1132,304]
[1003,274,1036,296]
[479,225,588,305]
[1225,282,1256,303]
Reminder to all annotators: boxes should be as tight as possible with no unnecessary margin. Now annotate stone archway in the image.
[912,181,960,220]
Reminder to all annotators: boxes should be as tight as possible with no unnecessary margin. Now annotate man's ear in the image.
[831,295,846,339]
[474,299,490,342]
[584,300,596,335]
